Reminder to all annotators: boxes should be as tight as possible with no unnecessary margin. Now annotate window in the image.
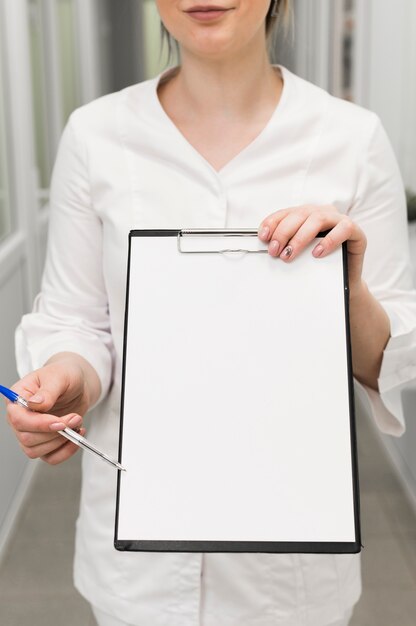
[330,0,356,100]
[56,0,80,123]
[0,43,11,243]
[28,0,82,205]
[28,0,51,195]
[341,0,355,101]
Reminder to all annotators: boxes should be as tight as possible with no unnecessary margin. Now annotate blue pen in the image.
[0,384,126,471]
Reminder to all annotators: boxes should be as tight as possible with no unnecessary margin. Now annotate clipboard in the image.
[115,229,361,554]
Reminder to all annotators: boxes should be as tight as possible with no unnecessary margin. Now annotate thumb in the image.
[25,378,65,413]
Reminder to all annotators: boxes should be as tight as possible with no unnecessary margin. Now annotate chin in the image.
[187,29,238,58]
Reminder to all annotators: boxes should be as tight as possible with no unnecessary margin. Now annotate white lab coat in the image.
[15,66,416,626]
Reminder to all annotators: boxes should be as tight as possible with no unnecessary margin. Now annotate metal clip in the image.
[177,229,268,255]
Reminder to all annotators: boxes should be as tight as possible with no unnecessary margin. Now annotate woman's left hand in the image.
[258,205,367,297]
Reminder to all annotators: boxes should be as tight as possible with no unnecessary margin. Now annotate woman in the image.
[7,1,416,625]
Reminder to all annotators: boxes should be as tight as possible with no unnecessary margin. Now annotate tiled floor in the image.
[0,414,415,626]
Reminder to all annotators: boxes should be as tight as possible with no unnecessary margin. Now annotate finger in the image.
[268,211,309,257]
[41,432,86,466]
[279,211,339,261]
[7,404,83,435]
[7,403,61,433]
[20,434,68,460]
[16,413,83,448]
[11,371,69,413]
[24,428,86,464]
[22,426,86,460]
[311,217,360,258]
[11,372,41,399]
[258,209,291,242]
[18,430,61,450]
[259,204,339,243]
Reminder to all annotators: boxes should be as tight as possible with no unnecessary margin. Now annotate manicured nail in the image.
[269,240,280,255]
[281,245,293,259]
[68,415,82,428]
[313,244,324,257]
[29,393,44,404]
[50,422,67,431]
[259,226,270,241]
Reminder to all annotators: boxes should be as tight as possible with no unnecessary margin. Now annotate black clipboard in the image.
[115,229,361,554]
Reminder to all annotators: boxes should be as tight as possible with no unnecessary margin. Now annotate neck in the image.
[160,36,282,122]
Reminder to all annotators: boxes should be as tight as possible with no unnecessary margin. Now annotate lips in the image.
[185,5,230,11]
[184,5,234,21]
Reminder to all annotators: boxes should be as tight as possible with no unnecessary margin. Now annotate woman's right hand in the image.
[6,353,99,465]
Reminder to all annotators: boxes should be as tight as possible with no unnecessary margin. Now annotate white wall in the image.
[381,226,416,512]
[0,257,35,558]
[292,0,333,91]
[0,0,114,561]
[290,0,416,507]
[0,0,40,559]
[293,0,416,194]
[354,0,416,191]
[353,0,416,507]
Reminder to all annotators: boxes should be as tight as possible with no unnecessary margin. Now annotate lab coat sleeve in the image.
[349,113,416,436]
[15,112,114,407]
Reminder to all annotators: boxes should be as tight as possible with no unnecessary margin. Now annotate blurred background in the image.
[0,1,415,624]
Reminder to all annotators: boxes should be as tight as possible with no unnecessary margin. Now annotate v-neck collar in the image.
[148,64,292,178]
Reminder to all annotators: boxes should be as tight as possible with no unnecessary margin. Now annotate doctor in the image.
[7,0,416,625]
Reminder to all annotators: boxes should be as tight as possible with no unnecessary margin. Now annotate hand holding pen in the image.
[3,356,124,471]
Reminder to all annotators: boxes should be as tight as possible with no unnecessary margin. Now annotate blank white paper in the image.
[117,233,356,545]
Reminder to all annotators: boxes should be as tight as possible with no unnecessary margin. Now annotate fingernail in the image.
[281,245,293,259]
[269,240,280,255]
[313,244,324,257]
[68,415,82,428]
[29,393,44,404]
[259,226,270,240]
[50,422,67,431]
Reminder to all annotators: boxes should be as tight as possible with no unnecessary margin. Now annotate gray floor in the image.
[0,414,416,626]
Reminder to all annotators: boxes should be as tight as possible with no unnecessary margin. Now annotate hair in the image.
[160,0,292,64]
[265,0,292,36]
